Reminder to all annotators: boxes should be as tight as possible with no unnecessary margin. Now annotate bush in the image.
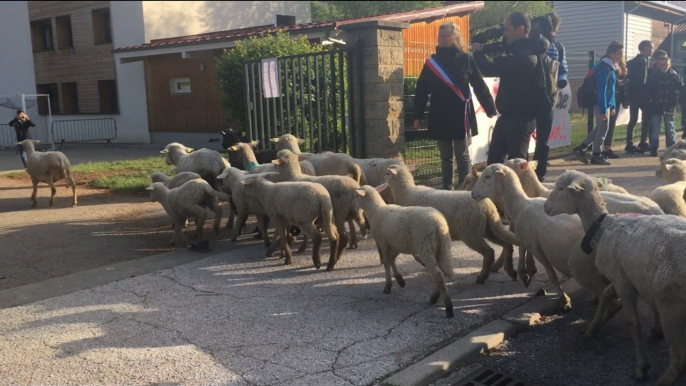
[214,31,324,127]
[404,77,419,96]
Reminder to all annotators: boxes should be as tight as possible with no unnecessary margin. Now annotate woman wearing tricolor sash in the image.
[413,22,497,190]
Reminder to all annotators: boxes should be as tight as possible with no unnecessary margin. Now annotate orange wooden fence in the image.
[403,15,471,76]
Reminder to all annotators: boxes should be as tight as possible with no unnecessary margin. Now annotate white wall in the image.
[0,1,36,96]
[110,1,151,144]
[142,1,311,43]
[625,14,652,59]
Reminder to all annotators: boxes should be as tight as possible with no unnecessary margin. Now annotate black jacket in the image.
[413,46,496,141]
[626,54,649,102]
[7,118,35,142]
[473,35,549,118]
[647,68,683,115]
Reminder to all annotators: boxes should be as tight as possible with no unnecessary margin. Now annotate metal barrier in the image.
[0,124,17,150]
[51,118,117,150]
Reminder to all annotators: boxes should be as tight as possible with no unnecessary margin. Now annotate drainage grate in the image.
[453,366,538,386]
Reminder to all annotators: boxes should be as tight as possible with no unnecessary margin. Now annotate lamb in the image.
[352,157,403,204]
[455,168,480,191]
[150,171,203,229]
[271,134,366,184]
[227,141,315,176]
[17,139,77,208]
[161,142,229,191]
[660,140,686,164]
[656,158,686,183]
[353,184,454,318]
[544,170,686,386]
[146,178,231,247]
[221,129,276,169]
[241,177,340,269]
[650,159,686,217]
[384,164,519,284]
[272,149,362,267]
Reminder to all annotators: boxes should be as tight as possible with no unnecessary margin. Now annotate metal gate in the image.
[0,94,54,150]
[243,49,355,154]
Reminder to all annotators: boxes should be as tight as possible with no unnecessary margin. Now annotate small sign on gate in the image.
[261,58,281,98]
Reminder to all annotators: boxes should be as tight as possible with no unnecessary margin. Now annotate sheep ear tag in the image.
[528,160,538,170]
[186,148,194,153]
[375,183,388,193]
[567,182,584,192]
[596,177,609,188]
[271,138,279,143]
[160,149,169,154]
[355,189,366,197]
[250,140,259,147]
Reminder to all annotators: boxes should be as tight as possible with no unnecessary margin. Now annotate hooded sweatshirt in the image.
[593,57,618,113]
[474,35,549,118]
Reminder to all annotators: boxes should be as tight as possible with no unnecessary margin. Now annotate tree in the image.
[311,1,442,22]
[470,1,553,33]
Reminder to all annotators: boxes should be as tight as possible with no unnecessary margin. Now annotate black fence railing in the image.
[51,118,117,150]
[243,49,352,154]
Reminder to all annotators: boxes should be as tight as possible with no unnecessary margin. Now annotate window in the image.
[36,84,59,115]
[170,78,191,95]
[61,83,79,114]
[30,19,53,51]
[92,8,112,45]
[98,80,119,113]
[276,14,296,27]
[56,16,74,50]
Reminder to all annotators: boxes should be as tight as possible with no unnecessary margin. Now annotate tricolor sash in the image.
[425,55,473,141]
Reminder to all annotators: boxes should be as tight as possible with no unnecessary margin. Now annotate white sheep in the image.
[273,149,362,266]
[651,159,686,217]
[660,140,686,164]
[228,140,315,176]
[353,184,454,318]
[455,167,481,191]
[146,178,231,247]
[150,171,203,229]
[352,157,403,204]
[471,164,618,313]
[544,170,686,386]
[161,142,229,191]
[241,177,340,269]
[17,139,77,208]
[384,164,519,284]
[271,134,366,184]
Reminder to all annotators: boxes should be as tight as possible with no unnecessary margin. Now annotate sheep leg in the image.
[171,214,187,247]
[654,305,686,386]
[227,199,237,230]
[463,238,495,284]
[230,211,249,241]
[65,168,77,207]
[276,219,292,265]
[651,308,664,341]
[412,254,426,268]
[380,246,398,294]
[391,255,406,288]
[530,246,570,311]
[296,233,309,254]
[347,219,358,249]
[185,205,207,240]
[206,199,223,236]
[299,223,321,269]
[424,256,454,318]
[615,282,651,382]
[30,177,38,207]
[327,220,348,271]
[256,214,270,248]
[525,250,537,280]
[584,284,619,337]
[47,177,57,207]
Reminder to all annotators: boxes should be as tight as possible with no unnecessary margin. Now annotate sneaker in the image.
[650,150,659,157]
[573,145,590,164]
[590,153,612,165]
[636,142,650,154]
[625,144,637,154]
[601,149,619,159]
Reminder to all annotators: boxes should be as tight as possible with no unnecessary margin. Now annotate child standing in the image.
[646,56,683,156]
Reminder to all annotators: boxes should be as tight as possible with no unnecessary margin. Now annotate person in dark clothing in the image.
[602,56,628,159]
[625,40,653,154]
[7,109,35,168]
[413,22,496,190]
[646,56,683,156]
[532,12,568,182]
[472,11,549,165]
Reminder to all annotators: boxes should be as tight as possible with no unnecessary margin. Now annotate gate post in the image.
[340,20,409,160]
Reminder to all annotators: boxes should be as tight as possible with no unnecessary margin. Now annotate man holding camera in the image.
[472,11,550,165]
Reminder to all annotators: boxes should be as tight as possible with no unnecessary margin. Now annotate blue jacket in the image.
[593,58,616,113]
[546,40,568,81]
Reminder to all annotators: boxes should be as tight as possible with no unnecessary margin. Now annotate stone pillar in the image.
[340,20,409,160]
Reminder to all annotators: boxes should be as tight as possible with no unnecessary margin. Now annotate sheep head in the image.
[660,140,686,164]
[384,164,417,187]
[145,182,167,203]
[471,164,511,201]
[271,134,304,154]
[150,172,170,184]
[656,158,686,183]
[544,170,608,216]
[353,184,387,211]
[457,167,481,191]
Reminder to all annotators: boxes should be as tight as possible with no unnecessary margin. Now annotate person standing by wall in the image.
[7,109,35,168]
[646,56,683,156]
[625,41,653,154]
[473,11,549,165]
[573,41,624,165]
[413,22,496,190]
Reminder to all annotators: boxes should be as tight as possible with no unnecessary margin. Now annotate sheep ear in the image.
[355,189,366,197]
[297,154,312,161]
[272,159,282,165]
[250,140,259,147]
[186,148,194,153]
[664,164,673,170]
[217,171,228,179]
[407,164,419,173]
[495,168,506,177]
[471,167,479,177]
[528,160,538,170]
[677,141,686,149]
[221,131,226,135]
[271,138,279,143]
[375,183,388,193]
[33,140,41,144]
[389,167,398,175]
[567,182,584,192]
[160,149,169,154]
[596,177,610,188]
[228,146,238,151]
[297,138,305,145]
[145,185,155,191]
[241,179,254,186]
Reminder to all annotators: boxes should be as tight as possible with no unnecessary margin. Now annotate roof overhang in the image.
[624,1,686,24]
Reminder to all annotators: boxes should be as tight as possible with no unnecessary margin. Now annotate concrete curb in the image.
[0,237,263,309]
[380,279,586,386]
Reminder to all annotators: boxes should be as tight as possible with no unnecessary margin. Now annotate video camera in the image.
[530,15,554,43]
[471,24,506,56]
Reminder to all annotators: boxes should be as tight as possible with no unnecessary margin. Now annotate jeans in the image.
[580,106,610,154]
[17,144,27,168]
[533,109,554,180]
[604,109,618,147]
[487,115,536,165]
[650,114,676,152]
[626,101,650,146]
[437,139,470,190]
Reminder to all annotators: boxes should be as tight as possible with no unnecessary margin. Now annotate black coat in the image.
[647,68,683,115]
[413,46,496,141]
[7,118,35,142]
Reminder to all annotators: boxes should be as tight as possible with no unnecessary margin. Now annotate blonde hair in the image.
[439,22,465,51]
[617,57,628,77]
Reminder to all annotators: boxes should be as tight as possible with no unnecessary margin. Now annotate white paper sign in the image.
[262,58,281,98]
[468,78,572,164]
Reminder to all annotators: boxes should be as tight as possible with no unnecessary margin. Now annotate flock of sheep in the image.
[14,134,686,386]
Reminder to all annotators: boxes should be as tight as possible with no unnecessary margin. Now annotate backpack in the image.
[533,53,560,113]
[577,61,612,109]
